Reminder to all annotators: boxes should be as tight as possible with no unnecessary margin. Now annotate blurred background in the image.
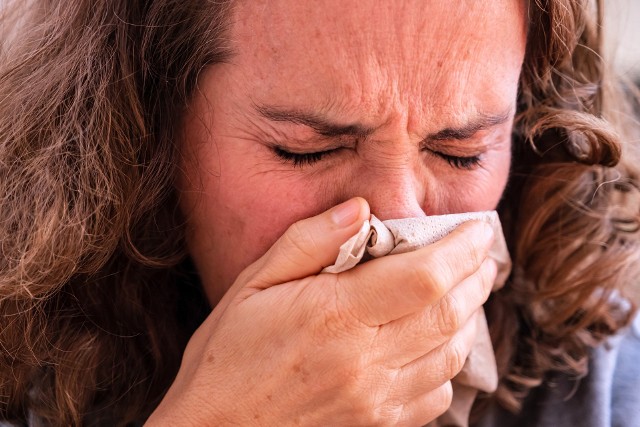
[605,0,640,83]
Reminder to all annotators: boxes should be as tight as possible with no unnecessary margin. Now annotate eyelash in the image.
[437,153,482,170]
[273,146,336,167]
[273,146,481,170]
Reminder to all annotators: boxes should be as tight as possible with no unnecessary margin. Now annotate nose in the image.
[349,163,428,221]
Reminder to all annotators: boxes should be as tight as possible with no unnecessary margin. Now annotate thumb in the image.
[247,197,370,291]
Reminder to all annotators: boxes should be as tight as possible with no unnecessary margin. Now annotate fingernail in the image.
[331,198,362,227]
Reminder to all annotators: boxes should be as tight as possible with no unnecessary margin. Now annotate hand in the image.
[146,197,496,426]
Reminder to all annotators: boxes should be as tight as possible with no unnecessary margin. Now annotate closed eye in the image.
[435,152,482,169]
[272,146,339,167]
[273,145,482,170]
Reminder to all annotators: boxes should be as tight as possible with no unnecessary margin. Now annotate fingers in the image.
[384,312,480,426]
[392,309,480,397]
[245,197,370,291]
[374,258,496,365]
[394,381,453,427]
[337,220,495,326]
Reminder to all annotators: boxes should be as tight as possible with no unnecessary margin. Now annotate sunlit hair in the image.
[481,0,640,416]
[1,0,638,424]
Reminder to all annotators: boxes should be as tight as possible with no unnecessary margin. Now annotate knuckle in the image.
[436,293,462,335]
[448,223,487,272]
[445,336,468,379]
[412,256,452,302]
[462,229,486,270]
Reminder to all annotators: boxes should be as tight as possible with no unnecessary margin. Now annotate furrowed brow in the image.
[255,104,374,138]
[427,110,512,141]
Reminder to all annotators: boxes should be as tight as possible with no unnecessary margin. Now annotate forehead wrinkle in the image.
[232,0,526,137]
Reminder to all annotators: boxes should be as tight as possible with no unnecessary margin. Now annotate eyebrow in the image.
[426,110,512,141]
[255,105,375,138]
[256,104,512,140]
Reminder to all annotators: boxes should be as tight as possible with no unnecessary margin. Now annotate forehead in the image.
[228,0,527,123]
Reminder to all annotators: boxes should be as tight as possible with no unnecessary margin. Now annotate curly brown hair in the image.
[1,0,638,425]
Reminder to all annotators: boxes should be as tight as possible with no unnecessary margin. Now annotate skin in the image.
[149,1,527,425]
[178,0,525,304]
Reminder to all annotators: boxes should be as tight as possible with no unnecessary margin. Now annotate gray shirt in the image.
[474,313,640,427]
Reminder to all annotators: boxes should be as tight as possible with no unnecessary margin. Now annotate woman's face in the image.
[178,0,527,304]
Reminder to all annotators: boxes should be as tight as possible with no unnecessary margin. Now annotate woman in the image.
[1,0,639,425]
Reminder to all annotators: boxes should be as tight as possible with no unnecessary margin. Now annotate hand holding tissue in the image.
[323,211,512,427]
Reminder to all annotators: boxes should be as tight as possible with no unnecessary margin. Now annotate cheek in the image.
[179,139,335,292]
[218,173,326,255]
